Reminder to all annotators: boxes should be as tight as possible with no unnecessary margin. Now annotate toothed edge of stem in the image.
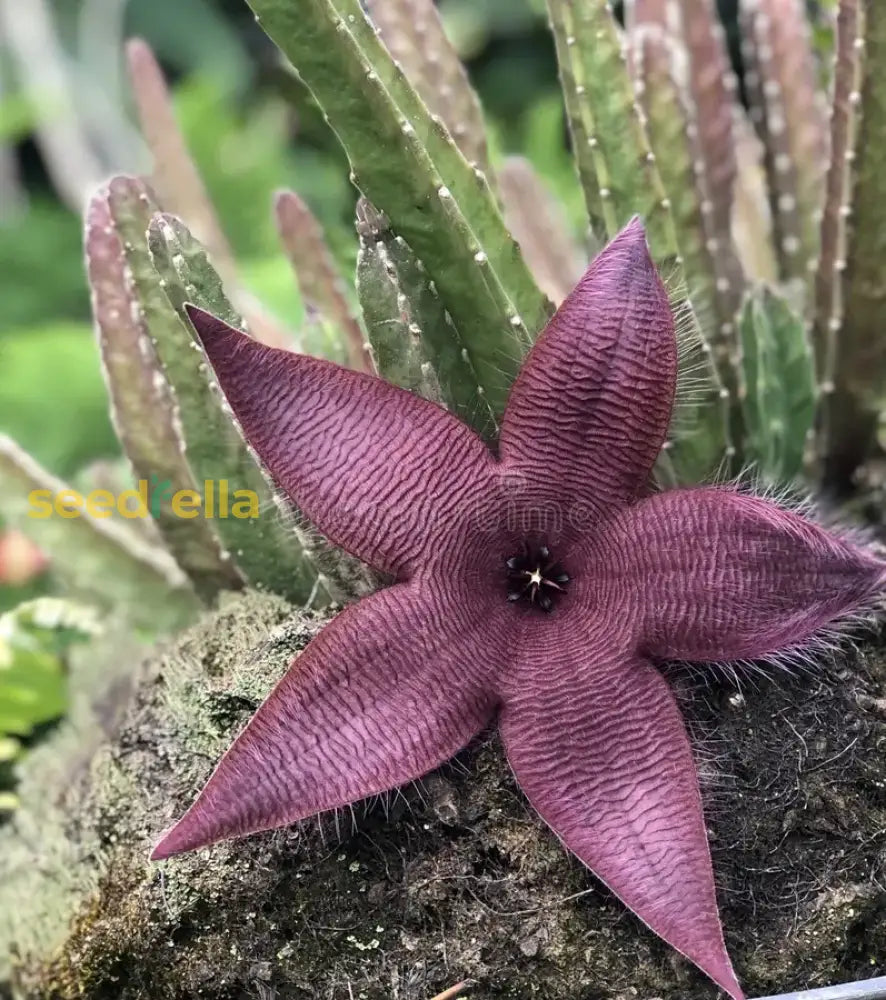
[739,0,828,294]
[627,0,746,346]
[823,0,886,486]
[86,183,244,601]
[363,0,493,176]
[145,208,374,604]
[125,38,236,284]
[631,28,720,338]
[813,0,862,466]
[84,179,243,600]
[678,0,747,331]
[738,287,818,484]
[355,198,490,427]
[624,0,678,34]
[274,189,373,373]
[102,176,328,604]
[246,0,549,428]
[125,37,294,350]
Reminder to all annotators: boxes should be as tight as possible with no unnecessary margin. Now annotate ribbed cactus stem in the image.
[813,0,862,399]
[497,157,583,307]
[631,28,720,338]
[739,0,828,295]
[627,0,745,343]
[97,176,327,604]
[274,189,372,373]
[355,198,491,429]
[125,38,292,350]
[0,434,200,630]
[546,0,666,244]
[545,0,731,484]
[145,207,377,601]
[126,39,236,284]
[624,0,679,33]
[85,184,243,601]
[247,0,549,425]
[363,0,492,174]
[679,0,746,330]
[730,114,780,284]
[628,0,747,349]
[738,288,817,484]
[356,201,445,405]
[823,0,886,486]
[679,0,739,236]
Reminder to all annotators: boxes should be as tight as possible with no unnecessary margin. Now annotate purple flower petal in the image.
[152,580,509,860]
[604,487,886,662]
[185,305,496,578]
[146,223,886,999]
[499,624,743,999]
[498,218,675,529]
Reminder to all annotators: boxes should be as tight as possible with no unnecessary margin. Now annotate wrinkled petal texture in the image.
[606,487,886,662]
[186,306,496,578]
[498,217,676,533]
[498,621,743,1000]
[152,581,511,860]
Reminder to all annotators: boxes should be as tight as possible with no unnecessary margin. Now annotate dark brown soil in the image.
[3,591,886,1000]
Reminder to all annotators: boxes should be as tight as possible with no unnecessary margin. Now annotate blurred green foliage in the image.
[0,203,89,333]
[0,322,117,476]
[0,598,100,809]
[175,78,353,261]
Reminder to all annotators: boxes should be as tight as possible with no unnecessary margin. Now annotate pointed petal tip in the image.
[616,215,650,250]
[149,829,181,862]
[183,304,245,353]
[149,813,212,861]
[183,302,209,327]
[593,216,666,306]
[597,217,656,279]
[707,956,744,1000]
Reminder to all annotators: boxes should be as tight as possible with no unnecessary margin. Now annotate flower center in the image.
[505,544,569,612]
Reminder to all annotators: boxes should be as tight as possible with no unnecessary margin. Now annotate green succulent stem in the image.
[246,0,551,433]
[355,199,484,421]
[738,288,817,484]
[86,184,242,602]
[94,177,325,604]
[363,0,493,175]
[824,0,886,486]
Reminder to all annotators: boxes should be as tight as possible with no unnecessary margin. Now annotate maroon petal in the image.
[606,487,886,662]
[499,628,743,999]
[151,581,509,859]
[185,306,496,577]
[498,218,675,528]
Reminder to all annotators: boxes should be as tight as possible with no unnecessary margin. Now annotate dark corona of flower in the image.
[505,544,569,610]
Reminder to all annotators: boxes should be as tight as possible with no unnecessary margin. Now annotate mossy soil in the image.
[3,590,886,1000]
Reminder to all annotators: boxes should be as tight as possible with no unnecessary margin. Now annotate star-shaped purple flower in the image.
[151,220,886,999]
